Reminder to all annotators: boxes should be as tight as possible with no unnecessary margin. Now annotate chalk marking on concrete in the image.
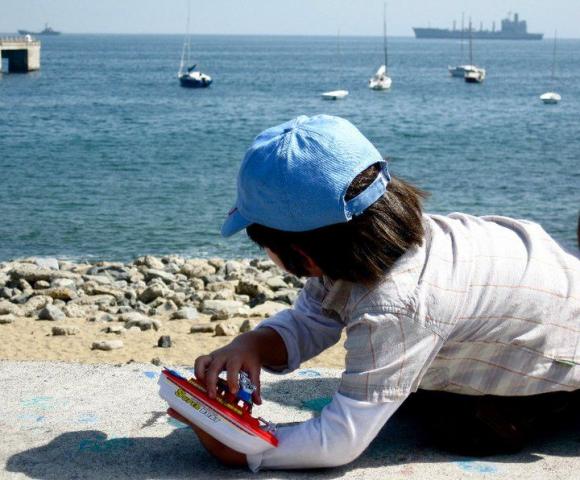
[454,460,499,474]
[301,396,332,413]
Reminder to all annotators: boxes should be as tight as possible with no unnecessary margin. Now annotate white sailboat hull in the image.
[448,65,477,77]
[464,67,486,83]
[540,92,561,104]
[369,65,392,90]
[321,90,349,100]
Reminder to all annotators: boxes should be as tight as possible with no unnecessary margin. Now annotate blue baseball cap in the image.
[221,114,390,237]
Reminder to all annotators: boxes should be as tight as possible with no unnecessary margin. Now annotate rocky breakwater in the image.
[0,255,304,363]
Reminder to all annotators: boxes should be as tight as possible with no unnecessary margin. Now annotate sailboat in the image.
[178,1,212,88]
[369,3,392,90]
[322,29,349,100]
[540,31,561,104]
[463,19,486,83]
[448,13,473,77]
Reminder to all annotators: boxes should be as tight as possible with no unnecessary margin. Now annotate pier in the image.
[0,36,41,73]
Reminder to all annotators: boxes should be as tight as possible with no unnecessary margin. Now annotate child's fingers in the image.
[248,365,262,405]
[226,359,242,394]
[194,354,213,382]
[205,356,226,399]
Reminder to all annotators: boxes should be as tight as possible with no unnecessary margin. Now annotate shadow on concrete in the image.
[6,377,580,479]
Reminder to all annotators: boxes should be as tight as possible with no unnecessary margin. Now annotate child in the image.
[188,114,580,471]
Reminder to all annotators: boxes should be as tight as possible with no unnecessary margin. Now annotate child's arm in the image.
[247,392,404,471]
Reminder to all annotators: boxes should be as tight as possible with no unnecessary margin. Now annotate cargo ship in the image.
[414,13,542,40]
[18,24,61,36]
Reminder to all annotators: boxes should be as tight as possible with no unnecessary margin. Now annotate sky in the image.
[1,0,578,38]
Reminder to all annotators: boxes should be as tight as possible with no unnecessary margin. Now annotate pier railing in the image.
[0,36,41,46]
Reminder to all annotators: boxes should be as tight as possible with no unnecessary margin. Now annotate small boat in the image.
[158,369,278,455]
[178,1,212,89]
[540,92,561,104]
[369,3,392,90]
[464,66,486,83]
[540,32,561,104]
[464,19,485,83]
[321,90,349,100]
[321,29,348,100]
[179,65,212,88]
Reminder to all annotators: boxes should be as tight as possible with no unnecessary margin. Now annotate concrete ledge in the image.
[0,361,578,479]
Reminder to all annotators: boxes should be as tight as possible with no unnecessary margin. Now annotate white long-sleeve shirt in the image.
[248,214,580,471]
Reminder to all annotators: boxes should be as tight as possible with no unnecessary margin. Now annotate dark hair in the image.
[247,163,428,284]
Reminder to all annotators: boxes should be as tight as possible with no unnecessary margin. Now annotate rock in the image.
[92,340,124,351]
[83,283,125,301]
[249,301,287,318]
[38,305,65,321]
[208,258,225,270]
[236,278,271,298]
[0,300,23,316]
[171,307,199,321]
[180,260,216,279]
[69,294,116,307]
[153,300,178,317]
[0,314,15,324]
[11,289,34,305]
[189,278,205,291]
[126,326,142,334]
[214,322,239,336]
[62,304,90,318]
[201,299,248,320]
[105,325,124,334]
[139,284,169,303]
[34,280,51,289]
[9,264,75,283]
[206,280,237,293]
[89,312,116,322]
[51,278,76,289]
[134,255,165,270]
[190,323,215,334]
[41,287,78,301]
[151,357,162,366]
[224,260,243,276]
[52,325,80,336]
[158,335,172,348]
[213,289,236,301]
[82,275,113,286]
[33,257,60,270]
[121,312,161,331]
[266,276,289,291]
[239,318,259,333]
[21,295,53,316]
[144,269,176,283]
[0,287,14,300]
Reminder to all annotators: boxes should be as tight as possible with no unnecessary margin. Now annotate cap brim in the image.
[221,208,252,237]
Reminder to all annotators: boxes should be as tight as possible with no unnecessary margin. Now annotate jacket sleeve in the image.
[256,278,345,373]
[246,391,404,471]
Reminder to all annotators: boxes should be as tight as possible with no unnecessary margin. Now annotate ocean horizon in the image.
[1,34,579,262]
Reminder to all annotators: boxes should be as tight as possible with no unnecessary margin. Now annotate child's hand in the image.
[167,408,247,468]
[195,332,263,404]
[194,327,288,405]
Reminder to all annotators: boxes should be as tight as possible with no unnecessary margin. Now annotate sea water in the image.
[0,35,579,261]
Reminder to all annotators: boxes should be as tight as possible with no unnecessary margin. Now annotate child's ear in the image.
[291,245,324,277]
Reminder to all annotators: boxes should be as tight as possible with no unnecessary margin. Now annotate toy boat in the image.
[158,369,278,455]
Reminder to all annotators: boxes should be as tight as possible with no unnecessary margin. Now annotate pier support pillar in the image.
[0,38,41,73]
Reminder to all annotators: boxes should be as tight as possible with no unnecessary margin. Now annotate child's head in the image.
[222,115,427,284]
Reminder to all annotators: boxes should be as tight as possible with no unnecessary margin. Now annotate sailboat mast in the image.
[468,18,473,65]
[551,30,557,81]
[383,3,388,71]
[460,12,464,62]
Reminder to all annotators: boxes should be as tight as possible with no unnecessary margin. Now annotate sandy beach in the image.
[0,256,346,369]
